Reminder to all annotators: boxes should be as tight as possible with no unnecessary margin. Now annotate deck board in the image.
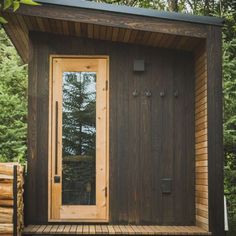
[23,225,35,233]
[90,225,96,234]
[107,225,116,235]
[101,225,109,234]
[64,225,72,233]
[23,225,211,235]
[113,225,122,234]
[83,225,89,234]
[76,225,83,234]
[70,225,77,233]
[43,225,52,232]
[55,225,64,233]
[49,225,57,233]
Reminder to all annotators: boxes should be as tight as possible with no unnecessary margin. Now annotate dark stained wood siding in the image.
[26,31,195,225]
[206,26,224,236]
[26,34,50,224]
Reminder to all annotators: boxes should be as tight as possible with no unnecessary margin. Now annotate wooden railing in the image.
[0,163,24,236]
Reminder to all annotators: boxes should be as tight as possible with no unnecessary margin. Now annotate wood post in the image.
[0,163,24,236]
[13,165,17,236]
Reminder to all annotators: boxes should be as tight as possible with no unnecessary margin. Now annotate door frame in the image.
[48,55,109,222]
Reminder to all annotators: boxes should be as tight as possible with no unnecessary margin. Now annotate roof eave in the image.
[36,0,224,27]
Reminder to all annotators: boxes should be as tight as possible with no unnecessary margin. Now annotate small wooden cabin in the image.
[2,0,224,235]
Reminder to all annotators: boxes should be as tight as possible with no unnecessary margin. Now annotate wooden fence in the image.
[0,163,24,236]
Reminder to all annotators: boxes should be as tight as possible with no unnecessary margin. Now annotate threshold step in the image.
[23,225,212,235]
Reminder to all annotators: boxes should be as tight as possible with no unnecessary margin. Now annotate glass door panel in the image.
[50,57,108,222]
[62,72,96,206]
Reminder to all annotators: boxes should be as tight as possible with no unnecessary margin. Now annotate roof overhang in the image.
[1,0,223,63]
[37,0,224,26]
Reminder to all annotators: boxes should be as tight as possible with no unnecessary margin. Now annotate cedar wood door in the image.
[49,57,109,222]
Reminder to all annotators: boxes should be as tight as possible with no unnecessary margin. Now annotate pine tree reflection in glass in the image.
[62,72,96,205]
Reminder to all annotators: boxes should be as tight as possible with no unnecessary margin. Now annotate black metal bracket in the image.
[161,178,172,194]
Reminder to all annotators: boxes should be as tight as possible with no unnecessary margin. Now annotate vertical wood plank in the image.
[127,46,141,224]
[139,47,152,223]
[160,51,174,224]
[207,26,224,236]
[25,34,38,224]
[115,43,129,223]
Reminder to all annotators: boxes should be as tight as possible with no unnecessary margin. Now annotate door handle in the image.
[55,101,59,176]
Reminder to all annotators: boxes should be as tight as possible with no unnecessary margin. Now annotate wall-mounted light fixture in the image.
[133,59,145,72]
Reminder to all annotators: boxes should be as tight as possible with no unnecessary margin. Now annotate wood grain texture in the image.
[194,44,209,231]
[23,224,211,235]
[15,4,207,38]
[26,31,195,225]
[49,57,109,221]
[206,26,224,236]
[0,163,24,235]
[26,34,49,224]
[173,51,195,225]
[2,12,204,63]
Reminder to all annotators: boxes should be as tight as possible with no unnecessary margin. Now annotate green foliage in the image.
[0,16,7,23]
[0,28,27,163]
[0,0,40,24]
[62,72,96,157]
[3,0,13,10]
[95,0,169,10]
[223,17,236,236]
[62,72,96,205]
[13,1,20,11]
[223,37,236,150]
[63,72,96,156]
[19,0,40,6]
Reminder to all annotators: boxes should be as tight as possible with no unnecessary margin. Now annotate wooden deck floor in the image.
[23,225,211,235]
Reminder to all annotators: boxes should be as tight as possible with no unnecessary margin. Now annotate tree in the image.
[62,72,97,205]
[62,72,96,158]
[0,0,39,24]
[222,10,236,236]
[0,28,27,162]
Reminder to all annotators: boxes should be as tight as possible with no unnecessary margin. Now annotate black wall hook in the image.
[160,91,165,97]
[132,89,139,97]
[144,90,152,97]
[174,91,179,97]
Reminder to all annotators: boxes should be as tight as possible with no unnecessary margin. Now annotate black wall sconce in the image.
[133,59,145,72]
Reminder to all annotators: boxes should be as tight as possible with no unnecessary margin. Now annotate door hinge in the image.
[105,80,108,91]
[105,186,108,197]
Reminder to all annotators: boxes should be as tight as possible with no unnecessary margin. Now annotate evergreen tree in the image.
[62,72,96,158]
[62,72,96,205]
[0,28,27,162]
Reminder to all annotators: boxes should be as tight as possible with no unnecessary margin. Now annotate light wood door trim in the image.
[48,56,109,222]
